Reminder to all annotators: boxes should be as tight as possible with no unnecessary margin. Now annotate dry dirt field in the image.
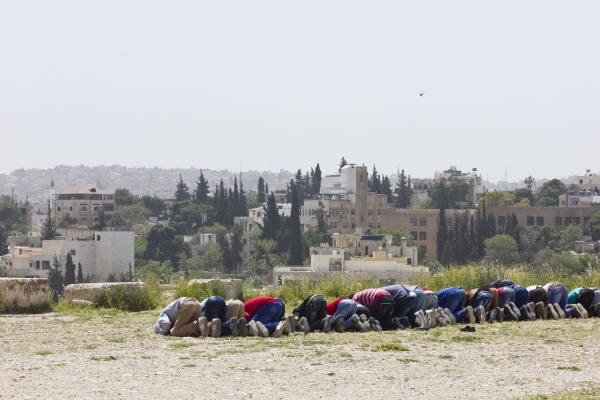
[1,308,600,400]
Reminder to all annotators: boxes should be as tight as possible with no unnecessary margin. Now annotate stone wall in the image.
[0,278,51,312]
[188,279,242,299]
[64,282,145,303]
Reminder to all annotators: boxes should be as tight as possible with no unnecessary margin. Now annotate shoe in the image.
[576,303,588,319]
[488,308,496,323]
[594,302,600,318]
[359,314,370,332]
[298,317,310,335]
[286,315,296,334]
[211,318,221,338]
[443,308,457,325]
[476,305,486,324]
[229,317,239,338]
[391,317,404,330]
[465,306,476,325]
[369,317,382,332]
[323,315,333,333]
[494,307,503,323]
[526,304,537,320]
[460,325,476,332]
[238,318,248,337]
[426,309,438,328]
[554,303,566,319]
[198,317,209,337]
[399,316,411,330]
[519,305,535,321]
[527,302,536,313]
[569,304,582,319]
[350,314,362,331]
[273,320,288,338]
[436,310,447,327]
[334,315,345,333]
[509,302,522,320]
[535,302,547,320]
[546,304,559,320]
[248,320,259,337]
[414,310,429,328]
[161,321,171,335]
[255,321,269,337]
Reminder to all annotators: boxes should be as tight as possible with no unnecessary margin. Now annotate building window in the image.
[377,223,381,228]
[57,206,61,211]
[564,217,571,226]
[93,217,99,223]
[410,231,418,240]
[368,210,373,216]
[80,217,87,223]
[70,250,76,255]
[96,235,101,241]
[69,206,73,211]
[351,223,356,229]
[360,201,364,209]
[360,175,364,183]
[420,246,427,256]
[377,209,381,216]
[351,209,355,215]
[410,218,417,226]
[331,222,337,228]
[343,222,349,229]
[368,223,373,228]
[81,206,87,212]
[419,218,427,227]
[419,232,427,240]
[248,224,253,231]
[527,216,534,226]
[536,217,544,226]
[555,217,562,226]
[242,239,247,245]
[361,188,364,195]
[360,215,364,223]
[42,261,50,270]
[36,261,40,270]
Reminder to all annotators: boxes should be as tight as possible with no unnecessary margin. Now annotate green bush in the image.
[173,279,229,301]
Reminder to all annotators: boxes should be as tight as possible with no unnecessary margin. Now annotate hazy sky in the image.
[1,2,599,181]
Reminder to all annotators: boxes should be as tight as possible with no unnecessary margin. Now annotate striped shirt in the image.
[352,289,390,309]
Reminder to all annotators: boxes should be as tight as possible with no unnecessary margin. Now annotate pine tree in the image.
[193,171,210,205]
[232,177,240,217]
[288,181,304,265]
[312,163,322,195]
[174,174,190,201]
[239,178,247,216]
[257,176,266,203]
[394,170,412,208]
[338,157,348,173]
[381,175,393,203]
[369,164,382,194]
[77,262,84,284]
[47,254,64,303]
[64,253,76,286]
[42,199,56,241]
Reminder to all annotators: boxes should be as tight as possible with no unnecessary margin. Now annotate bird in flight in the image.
[420,93,424,96]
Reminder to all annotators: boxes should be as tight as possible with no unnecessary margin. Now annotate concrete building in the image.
[1,228,134,281]
[234,204,292,255]
[273,233,425,285]
[576,171,600,191]
[487,204,600,232]
[52,184,115,228]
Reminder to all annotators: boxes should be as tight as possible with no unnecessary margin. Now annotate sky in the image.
[1,1,599,182]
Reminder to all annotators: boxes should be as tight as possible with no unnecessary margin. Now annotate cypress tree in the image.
[294,169,304,203]
[313,163,322,195]
[440,240,455,266]
[213,185,219,211]
[369,164,382,194]
[338,157,347,173]
[42,199,56,241]
[435,179,449,260]
[265,183,269,196]
[394,170,411,208]
[475,207,484,259]
[381,175,393,203]
[257,177,266,203]
[47,254,64,302]
[64,253,76,286]
[193,171,210,205]
[228,188,235,226]
[128,262,133,282]
[216,179,228,226]
[288,181,303,265]
[233,177,240,217]
[174,174,190,201]
[239,178,247,216]
[77,262,84,284]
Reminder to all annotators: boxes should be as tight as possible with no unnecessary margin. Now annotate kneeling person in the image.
[154,297,204,337]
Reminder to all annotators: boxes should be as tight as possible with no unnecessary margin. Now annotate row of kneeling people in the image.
[154,281,600,338]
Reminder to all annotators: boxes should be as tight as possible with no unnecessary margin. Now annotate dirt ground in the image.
[1,309,599,400]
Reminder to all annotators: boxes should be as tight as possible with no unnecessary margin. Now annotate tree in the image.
[114,188,139,206]
[192,171,210,205]
[108,212,127,227]
[381,175,393,203]
[64,253,76,286]
[216,226,232,272]
[524,176,535,190]
[239,178,247,216]
[480,190,515,207]
[92,207,108,231]
[232,177,240,219]
[394,170,412,209]
[77,262,84,284]
[142,196,166,218]
[257,239,277,269]
[216,179,229,227]
[586,211,600,241]
[128,262,133,282]
[42,200,56,241]
[143,225,186,270]
[314,201,329,233]
[258,193,280,241]
[174,174,191,201]
[439,240,455,266]
[435,179,449,261]
[338,157,348,173]
[371,228,416,246]
[312,163,322,196]
[513,188,535,207]
[515,198,530,207]
[257,177,266,204]
[230,223,244,273]
[483,234,520,266]
[47,254,64,302]
[368,164,382,194]
[535,179,567,206]
[135,260,174,280]
[113,204,151,226]
[288,181,304,265]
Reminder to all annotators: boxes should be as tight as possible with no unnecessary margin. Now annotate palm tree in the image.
[257,239,277,269]
[524,176,535,190]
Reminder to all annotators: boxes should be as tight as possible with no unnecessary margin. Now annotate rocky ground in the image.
[1,308,599,399]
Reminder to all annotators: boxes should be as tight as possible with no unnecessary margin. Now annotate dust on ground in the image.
[1,310,599,399]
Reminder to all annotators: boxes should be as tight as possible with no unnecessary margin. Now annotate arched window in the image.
[69,206,73,211]
[81,206,87,212]
[80,217,87,223]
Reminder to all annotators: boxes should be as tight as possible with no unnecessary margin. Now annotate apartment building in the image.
[52,184,115,227]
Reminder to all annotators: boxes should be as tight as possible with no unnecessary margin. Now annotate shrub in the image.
[94,277,162,311]
[173,279,229,301]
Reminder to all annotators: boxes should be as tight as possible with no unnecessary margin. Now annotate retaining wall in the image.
[0,278,51,312]
[64,282,145,303]
[188,279,242,299]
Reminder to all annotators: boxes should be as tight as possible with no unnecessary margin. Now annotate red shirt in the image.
[243,296,278,321]
[327,298,345,316]
[352,289,390,309]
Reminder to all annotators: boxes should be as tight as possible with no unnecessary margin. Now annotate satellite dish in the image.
[378,246,382,251]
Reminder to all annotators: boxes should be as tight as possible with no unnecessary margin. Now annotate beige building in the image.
[1,228,134,281]
[52,184,115,227]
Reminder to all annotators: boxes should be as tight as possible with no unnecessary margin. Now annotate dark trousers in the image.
[304,296,328,331]
[202,296,231,335]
